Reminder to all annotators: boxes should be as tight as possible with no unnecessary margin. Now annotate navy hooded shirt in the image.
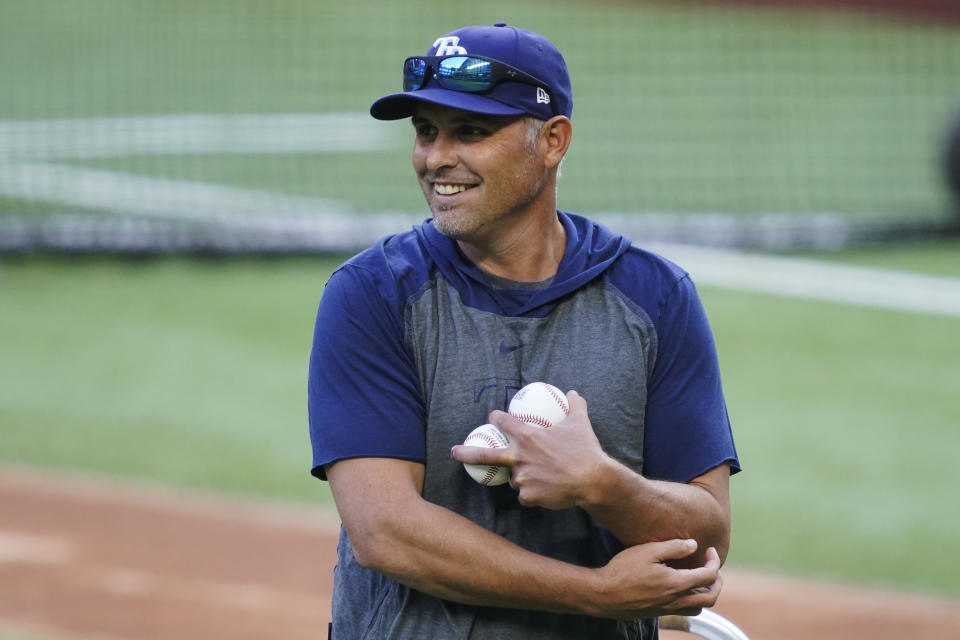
[308,211,738,639]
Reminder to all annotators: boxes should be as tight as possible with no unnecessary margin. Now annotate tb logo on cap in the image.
[433,36,467,56]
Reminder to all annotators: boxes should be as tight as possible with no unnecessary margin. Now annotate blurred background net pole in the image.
[1,0,958,254]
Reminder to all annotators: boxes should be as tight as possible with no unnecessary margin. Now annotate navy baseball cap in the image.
[370,23,573,121]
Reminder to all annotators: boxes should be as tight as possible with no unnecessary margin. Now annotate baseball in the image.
[508,382,569,428]
[462,423,511,486]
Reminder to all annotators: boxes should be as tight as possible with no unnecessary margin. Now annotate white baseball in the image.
[508,382,569,428]
[462,423,511,486]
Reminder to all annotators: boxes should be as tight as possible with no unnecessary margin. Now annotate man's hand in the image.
[588,540,723,620]
[451,390,609,509]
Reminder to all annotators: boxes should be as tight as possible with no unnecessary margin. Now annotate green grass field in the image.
[0,256,331,498]
[2,241,959,598]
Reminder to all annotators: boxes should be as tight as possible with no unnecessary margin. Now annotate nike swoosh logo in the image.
[499,341,525,355]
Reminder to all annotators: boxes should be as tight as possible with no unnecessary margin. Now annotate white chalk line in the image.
[0,112,402,219]
[649,242,960,318]
[0,528,319,618]
[72,564,320,614]
[0,162,353,219]
[0,548,321,616]
[0,530,74,565]
[0,112,402,159]
[0,619,127,640]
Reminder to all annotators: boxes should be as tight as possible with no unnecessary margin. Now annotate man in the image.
[308,23,740,639]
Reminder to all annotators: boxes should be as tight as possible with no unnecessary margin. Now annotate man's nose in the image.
[425,131,459,171]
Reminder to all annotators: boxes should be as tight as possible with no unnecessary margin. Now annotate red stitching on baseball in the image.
[540,383,570,415]
[512,412,552,428]
[468,432,507,448]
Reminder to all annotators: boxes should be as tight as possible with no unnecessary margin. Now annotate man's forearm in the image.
[348,492,723,619]
[578,460,731,563]
[329,457,615,615]
[348,492,595,613]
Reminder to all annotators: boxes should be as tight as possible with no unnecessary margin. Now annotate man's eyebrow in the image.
[451,113,509,126]
[412,112,510,128]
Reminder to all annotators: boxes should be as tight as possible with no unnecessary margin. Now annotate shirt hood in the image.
[415,211,633,316]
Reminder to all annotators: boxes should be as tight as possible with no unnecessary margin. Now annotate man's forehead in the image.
[411,103,520,125]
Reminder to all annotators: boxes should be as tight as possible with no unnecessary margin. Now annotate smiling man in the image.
[410,103,566,280]
[308,23,740,640]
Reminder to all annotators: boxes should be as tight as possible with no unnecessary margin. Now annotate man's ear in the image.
[542,116,572,170]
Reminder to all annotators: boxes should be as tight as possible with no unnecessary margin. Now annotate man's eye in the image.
[459,126,488,139]
[415,125,437,138]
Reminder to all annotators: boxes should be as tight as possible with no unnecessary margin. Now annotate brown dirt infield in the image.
[1,465,958,640]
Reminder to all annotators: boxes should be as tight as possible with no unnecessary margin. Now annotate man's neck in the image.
[457,211,566,282]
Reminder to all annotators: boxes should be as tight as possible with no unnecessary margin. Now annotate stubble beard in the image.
[421,178,482,240]
[425,172,548,243]
[429,201,477,241]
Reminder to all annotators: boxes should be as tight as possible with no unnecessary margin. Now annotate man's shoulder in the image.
[618,243,688,278]
[330,222,442,303]
[603,242,692,304]
[336,224,428,276]
[562,211,688,284]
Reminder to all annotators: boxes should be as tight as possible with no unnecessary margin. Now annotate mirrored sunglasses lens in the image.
[437,56,493,92]
[403,58,427,91]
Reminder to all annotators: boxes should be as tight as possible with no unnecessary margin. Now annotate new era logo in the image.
[536,87,550,105]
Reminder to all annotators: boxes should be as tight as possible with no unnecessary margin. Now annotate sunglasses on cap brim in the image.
[402,55,557,116]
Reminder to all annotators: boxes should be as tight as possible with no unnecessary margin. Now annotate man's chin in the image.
[431,209,470,239]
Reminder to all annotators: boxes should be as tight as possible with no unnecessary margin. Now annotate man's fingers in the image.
[702,546,721,570]
[451,444,514,467]
[673,548,722,595]
[656,542,721,601]
[565,389,587,419]
[666,571,723,614]
[488,409,527,438]
[652,538,700,563]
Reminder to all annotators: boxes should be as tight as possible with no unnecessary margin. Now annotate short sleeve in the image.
[643,275,740,482]
[308,265,425,479]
